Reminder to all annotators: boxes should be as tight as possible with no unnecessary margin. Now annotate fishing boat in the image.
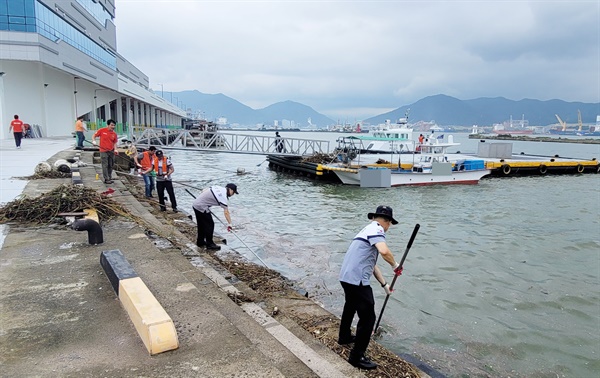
[325,137,491,187]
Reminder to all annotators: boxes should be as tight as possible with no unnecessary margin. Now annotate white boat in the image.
[325,138,491,187]
[364,119,416,153]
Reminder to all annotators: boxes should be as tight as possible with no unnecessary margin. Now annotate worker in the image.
[192,183,238,250]
[134,146,156,198]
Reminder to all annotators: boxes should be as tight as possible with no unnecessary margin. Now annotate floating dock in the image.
[267,153,599,183]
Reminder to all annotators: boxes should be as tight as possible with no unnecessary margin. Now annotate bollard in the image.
[72,218,103,244]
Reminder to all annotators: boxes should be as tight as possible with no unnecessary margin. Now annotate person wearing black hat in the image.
[191,183,238,250]
[338,205,403,370]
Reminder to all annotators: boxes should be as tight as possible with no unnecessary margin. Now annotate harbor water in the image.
[167,132,599,377]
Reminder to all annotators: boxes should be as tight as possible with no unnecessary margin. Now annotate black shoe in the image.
[337,335,356,345]
[104,180,113,184]
[196,242,206,248]
[206,243,221,251]
[348,355,377,370]
[172,208,178,213]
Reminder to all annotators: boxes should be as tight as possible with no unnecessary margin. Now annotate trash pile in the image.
[295,315,422,378]
[0,184,130,224]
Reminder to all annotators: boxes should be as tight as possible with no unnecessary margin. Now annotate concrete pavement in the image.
[0,141,367,377]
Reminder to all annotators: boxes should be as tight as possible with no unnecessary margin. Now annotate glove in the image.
[92,140,97,146]
[393,263,403,276]
[227,224,233,232]
[383,284,392,295]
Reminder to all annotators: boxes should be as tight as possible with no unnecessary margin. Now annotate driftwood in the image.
[0,184,132,224]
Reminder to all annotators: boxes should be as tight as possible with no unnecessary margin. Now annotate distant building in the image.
[0,0,185,139]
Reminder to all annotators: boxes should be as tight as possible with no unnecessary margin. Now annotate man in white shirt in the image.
[191,183,238,250]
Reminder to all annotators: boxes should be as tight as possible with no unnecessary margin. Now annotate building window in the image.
[0,0,117,70]
[0,0,36,31]
[75,0,113,26]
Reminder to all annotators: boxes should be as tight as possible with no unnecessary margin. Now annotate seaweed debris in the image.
[0,184,132,224]
[16,171,72,180]
[295,315,421,378]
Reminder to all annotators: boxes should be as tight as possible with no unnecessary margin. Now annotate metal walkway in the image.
[132,128,330,156]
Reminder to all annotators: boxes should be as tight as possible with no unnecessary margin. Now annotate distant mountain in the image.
[257,100,333,127]
[161,90,335,126]
[163,90,599,127]
[364,94,600,126]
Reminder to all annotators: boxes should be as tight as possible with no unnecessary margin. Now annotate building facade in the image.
[0,0,184,139]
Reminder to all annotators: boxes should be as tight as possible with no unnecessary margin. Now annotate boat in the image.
[361,111,419,153]
[325,137,491,187]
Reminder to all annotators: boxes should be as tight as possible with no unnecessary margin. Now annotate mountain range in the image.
[162,90,600,128]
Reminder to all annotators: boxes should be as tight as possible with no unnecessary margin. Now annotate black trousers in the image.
[193,209,215,246]
[339,281,376,359]
[13,132,23,147]
[156,180,177,211]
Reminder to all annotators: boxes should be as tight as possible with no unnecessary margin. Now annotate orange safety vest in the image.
[139,151,153,170]
[153,156,169,176]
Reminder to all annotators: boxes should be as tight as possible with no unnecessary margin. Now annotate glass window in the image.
[9,16,25,24]
[24,0,34,17]
[33,1,116,70]
[10,23,27,31]
[7,1,25,17]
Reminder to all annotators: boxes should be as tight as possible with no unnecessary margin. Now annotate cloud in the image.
[116,0,600,120]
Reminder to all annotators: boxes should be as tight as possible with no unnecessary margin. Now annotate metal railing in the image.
[132,128,330,156]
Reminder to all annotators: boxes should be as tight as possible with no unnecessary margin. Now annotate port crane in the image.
[555,114,567,131]
[577,110,583,132]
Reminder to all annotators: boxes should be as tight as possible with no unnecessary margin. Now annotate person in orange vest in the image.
[153,150,177,212]
[74,116,86,149]
[134,146,156,198]
[8,114,24,149]
[92,119,119,184]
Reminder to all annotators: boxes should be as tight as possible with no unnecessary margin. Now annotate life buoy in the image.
[502,164,511,175]
[538,165,547,175]
[576,164,584,173]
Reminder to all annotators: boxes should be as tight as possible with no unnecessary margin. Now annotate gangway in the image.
[132,128,330,156]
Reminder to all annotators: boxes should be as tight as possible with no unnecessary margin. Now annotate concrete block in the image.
[119,277,179,355]
[84,208,100,223]
[100,250,138,294]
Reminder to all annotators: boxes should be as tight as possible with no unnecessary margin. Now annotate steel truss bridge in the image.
[132,128,330,156]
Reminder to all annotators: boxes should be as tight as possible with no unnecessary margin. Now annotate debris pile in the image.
[295,315,421,378]
[18,170,72,180]
[0,184,131,224]
[301,153,337,164]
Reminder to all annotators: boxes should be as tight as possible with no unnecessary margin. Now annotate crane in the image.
[577,110,583,132]
[555,114,567,131]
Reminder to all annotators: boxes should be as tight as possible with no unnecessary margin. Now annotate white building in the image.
[0,0,185,139]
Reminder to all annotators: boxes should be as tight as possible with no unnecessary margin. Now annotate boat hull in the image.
[332,168,491,186]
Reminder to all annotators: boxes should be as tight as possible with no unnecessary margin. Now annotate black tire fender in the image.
[576,164,584,173]
[539,164,548,175]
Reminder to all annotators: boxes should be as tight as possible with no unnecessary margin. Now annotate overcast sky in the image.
[116,0,599,120]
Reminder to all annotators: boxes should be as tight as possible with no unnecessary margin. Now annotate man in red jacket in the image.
[8,114,24,148]
[92,119,119,184]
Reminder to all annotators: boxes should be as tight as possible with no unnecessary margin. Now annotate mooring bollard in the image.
[72,218,103,244]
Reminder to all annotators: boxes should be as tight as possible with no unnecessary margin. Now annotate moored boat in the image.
[325,139,491,187]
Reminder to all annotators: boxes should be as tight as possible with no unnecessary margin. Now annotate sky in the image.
[115,0,600,120]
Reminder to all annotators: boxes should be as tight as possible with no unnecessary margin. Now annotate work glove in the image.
[393,263,403,276]
[92,140,97,146]
[227,224,233,232]
[383,284,393,295]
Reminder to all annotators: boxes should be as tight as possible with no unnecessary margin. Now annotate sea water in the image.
[169,132,599,377]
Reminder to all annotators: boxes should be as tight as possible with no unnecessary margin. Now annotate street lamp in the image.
[157,83,164,98]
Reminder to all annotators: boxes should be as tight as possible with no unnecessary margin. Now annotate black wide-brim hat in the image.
[368,205,398,225]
